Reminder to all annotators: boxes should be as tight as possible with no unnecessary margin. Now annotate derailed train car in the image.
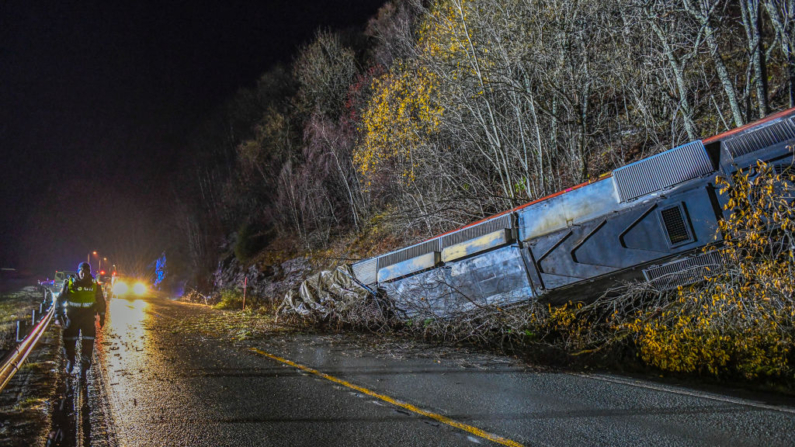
[350,109,795,318]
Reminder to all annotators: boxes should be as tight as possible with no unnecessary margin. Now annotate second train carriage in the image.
[350,108,795,318]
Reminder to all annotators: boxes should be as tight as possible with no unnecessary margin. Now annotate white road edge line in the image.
[571,372,795,415]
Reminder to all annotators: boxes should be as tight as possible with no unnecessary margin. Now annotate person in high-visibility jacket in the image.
[56,261,106,378]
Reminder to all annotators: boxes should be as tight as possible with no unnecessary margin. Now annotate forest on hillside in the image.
[173,0,795,284]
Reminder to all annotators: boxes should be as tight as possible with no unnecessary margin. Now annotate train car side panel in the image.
[382,245,534,318]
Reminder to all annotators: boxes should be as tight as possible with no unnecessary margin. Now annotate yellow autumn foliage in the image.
[356,62,443,186]
[620,161,795,378]
[356,0,500,190]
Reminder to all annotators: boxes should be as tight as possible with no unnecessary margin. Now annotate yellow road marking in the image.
[250,347,524,447]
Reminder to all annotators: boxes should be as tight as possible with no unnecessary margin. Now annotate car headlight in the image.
[113,281,128,295]
[133,282,147,295]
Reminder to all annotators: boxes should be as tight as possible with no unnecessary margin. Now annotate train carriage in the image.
[351,108,795,318]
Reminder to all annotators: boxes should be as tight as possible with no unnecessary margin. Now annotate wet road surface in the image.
[93,295,795,446]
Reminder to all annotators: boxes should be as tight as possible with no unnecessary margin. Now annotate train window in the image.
[660,204,693,247]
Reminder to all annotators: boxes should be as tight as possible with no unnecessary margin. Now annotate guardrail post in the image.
[16,321,28,343]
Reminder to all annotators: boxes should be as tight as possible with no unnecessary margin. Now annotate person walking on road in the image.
[56,262,106,379]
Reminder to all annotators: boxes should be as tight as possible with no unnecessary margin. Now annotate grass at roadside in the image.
[0,287,46,349]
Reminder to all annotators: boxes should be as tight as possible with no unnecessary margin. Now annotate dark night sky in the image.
[0,0,386,275]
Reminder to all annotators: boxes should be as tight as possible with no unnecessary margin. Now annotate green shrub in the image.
[214,289,245,310]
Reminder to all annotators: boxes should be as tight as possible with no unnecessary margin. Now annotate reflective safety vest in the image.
[66,278,97,305]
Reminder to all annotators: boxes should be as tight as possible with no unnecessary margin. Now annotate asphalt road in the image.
[92,295,795,447]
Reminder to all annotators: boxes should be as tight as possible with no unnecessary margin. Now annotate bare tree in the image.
[764,0,795,107]
[682,0,745,126]
[741,0,771,118]
[642,0,703,140]
[294,30,359,121]
[365,0,421,67]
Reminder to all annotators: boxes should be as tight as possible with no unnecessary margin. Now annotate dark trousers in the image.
[62,307,97,371]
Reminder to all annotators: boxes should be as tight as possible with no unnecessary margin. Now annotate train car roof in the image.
[429,106,795,243]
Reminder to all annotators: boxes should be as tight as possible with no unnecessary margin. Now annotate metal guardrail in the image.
[0,290,55,394]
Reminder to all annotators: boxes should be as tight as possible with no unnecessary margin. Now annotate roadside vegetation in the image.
[0,286,46,351]
[172,0,795,383]
[0,286,60,446]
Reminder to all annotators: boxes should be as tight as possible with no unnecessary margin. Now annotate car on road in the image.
[110,276,149,298]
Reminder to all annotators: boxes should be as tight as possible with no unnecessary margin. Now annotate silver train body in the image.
[351,109,795,318]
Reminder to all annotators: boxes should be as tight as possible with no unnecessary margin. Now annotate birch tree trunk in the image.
[681,0,745,127]
[741,0,771,118]
[764,0,795,107]
[650,20,699,140]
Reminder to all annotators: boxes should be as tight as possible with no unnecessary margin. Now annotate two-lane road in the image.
[91,295,795,446]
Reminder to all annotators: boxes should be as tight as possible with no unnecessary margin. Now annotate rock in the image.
[212,255,314,304]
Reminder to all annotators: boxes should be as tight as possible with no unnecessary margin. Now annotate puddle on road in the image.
[93,297,162,441]
[109,299,150,335]
[102,298,152,376]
